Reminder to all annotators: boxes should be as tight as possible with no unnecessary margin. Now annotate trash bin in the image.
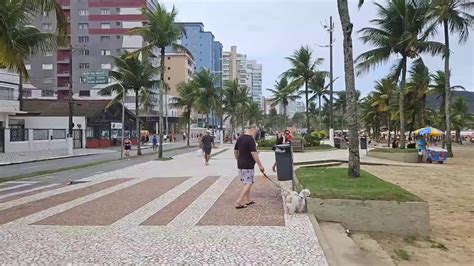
[360,137,367,150]
[334,137,341,149]
[274,144,293,181]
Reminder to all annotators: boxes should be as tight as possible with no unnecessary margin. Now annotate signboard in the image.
[111,122,122,129]
[82,71,109,84]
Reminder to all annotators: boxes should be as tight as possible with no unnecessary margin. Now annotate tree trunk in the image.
[305,80,310,131]
[319,95,322,130]
[444,20,453,157]
[398,56,407,149]
[186,109,190,147]
[18,70,24,111]
[337,0,360,177]
[421,95,426,127]
[135,89,142,155]
[283,103,287,128]
[158,47,165,158]
[387,112,391,147]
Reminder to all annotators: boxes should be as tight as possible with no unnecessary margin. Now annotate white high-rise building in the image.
[223,46,262,107]
[247,60,262,107]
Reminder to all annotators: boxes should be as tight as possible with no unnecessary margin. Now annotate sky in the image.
[162,0,474,98]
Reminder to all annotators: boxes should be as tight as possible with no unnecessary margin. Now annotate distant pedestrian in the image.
[124,138,132,160]
[234,124,265,209]
[183,132,186,142]
[152,135,158,151]
[200,130,214,166]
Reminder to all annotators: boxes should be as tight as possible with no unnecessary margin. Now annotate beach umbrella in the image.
[414,127,445,137]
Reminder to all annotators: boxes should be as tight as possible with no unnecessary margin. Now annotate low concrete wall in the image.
[369,151,418,163]
[307,198,429,236]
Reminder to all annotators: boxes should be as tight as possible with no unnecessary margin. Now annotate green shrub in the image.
[304,130,327,147]
[257,138,276,147]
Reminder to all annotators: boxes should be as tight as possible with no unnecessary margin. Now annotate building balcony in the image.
[57,72,70,77]
[57,58,70,64]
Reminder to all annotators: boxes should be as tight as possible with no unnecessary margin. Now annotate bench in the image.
[291,139,304,152]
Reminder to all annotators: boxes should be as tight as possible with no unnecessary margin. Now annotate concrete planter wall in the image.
[307,198,429,236]
[369,151,418,163]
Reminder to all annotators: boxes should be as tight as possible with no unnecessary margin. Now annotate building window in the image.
[78,23,88,30]
[41,90,54,97]
[101,63,111,69]
[43,78,54,84]
[100,23,111,29]
[100,36,110,42]
[0,86,14,100]
[25,64,31,70]
[44,50,53,56]
[79,9,89,16]
[79,63,90,69]
[100,9,110,15]
[78,36,89,43]
[101,49,111,56]
[79,90,90,97]
[79,49,90,56]
[116,8,120,12]
[41,23,52,30]
[116,35,121,39]
[42,64,53,70]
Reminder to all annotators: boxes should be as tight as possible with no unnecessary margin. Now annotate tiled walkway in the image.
[0,147,327,264]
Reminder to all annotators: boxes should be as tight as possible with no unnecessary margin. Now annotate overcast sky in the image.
[162,0,474,98]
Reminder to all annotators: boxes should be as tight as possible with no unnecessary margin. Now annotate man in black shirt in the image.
[201,130,214,166]
[234,125,265,209]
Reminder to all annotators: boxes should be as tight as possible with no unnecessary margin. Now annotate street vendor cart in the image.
[424,147,448,164]
[414,127,448,164]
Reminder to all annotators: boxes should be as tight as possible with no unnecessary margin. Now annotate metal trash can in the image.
[274,144,293,181]
[360,137,367,150]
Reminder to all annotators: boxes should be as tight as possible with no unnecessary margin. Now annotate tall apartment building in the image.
[223,46,262,107]
[25,0,159,100]
[246,60,262,107]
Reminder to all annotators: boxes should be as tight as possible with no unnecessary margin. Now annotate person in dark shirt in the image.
[201,130,214,166]
[234,125,265,209]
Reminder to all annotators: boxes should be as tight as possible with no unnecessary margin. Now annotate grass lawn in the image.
[258,144,334,151]
[296,167,422,202]
[371,148,417,153]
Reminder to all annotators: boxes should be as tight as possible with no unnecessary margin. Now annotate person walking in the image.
[272,131,284,172]
[123,138,132,160]
[200,130,214,166]
[234,125,265,209]
[152,135,158,151]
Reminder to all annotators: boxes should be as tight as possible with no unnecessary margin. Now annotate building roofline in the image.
[176,22,204,27]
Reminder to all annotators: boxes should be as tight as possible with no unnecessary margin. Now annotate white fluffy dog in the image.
[284,188,311,214]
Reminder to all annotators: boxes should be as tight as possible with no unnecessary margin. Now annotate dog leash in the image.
[261,172,285,190]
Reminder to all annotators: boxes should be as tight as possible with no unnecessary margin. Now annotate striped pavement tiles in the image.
[0,178,132,225]
[0,183,33,192]
[34,177,190,226]
[0,183,62,202]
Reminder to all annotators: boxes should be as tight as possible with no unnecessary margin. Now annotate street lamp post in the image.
[68,46,74,137]
[121,84,125,159]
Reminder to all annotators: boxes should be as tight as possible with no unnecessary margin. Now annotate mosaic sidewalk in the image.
[0,147,328,264]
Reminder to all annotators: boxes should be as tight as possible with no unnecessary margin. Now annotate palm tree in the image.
[430,71,466,120]
[356,0,445,149]
[223,80,248,142]
[171,82,198,147]
[430,0,474,156]
[450,96,469,144]
[372,78,396,145]
[129,3,185,158]
[99,52,158,155]
[245,102,263,126]
[284,46,324,131]
[0,0,64,110]
[267,77,300,128]
[360,94,380,138]
[406,59,431,129]
[192,69,219,130]
[308,73,336,130]
[337,0,362,177]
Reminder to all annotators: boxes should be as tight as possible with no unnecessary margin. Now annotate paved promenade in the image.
[0,146,327,264]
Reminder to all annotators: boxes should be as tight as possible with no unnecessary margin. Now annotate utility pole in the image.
[68,46,74,137]
[121,84,125,159]
[328,16,335,130]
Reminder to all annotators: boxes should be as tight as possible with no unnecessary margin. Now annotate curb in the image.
[308,215,339,266]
